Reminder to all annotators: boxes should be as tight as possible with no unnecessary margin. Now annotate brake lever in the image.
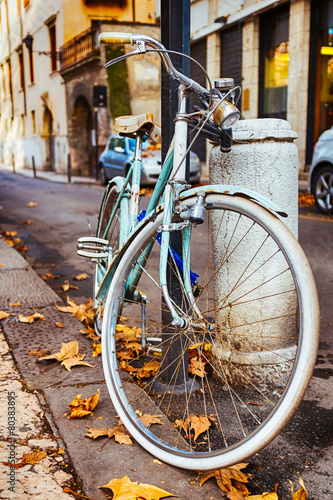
[104,40,147,68]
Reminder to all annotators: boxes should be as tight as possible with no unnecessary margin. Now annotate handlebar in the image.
[99,32,210,98]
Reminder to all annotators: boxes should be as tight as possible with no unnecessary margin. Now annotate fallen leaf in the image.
[248,493,278,499]
[55,322,64,328]
[86,420,133,445]
[61,280,78,292]
[80,326,100,341]
[92,343,101,357]
[15,245,28,252]
[174,414,216,442]
[56,297,96,326]
[10,301,20,307]
[2,450,47,469]
[189,357,207,378]
[28,348,51,357]
[199,463,250,500]
[74,273,89,281]
[26,201,38,207]
[290,477,307,500]
[0,311,13,320]
[99,475,178,499]
[20,220,34,225]
[38,340,94,371]
[140,414,164,427]
[68,389,100,419]
[19,312,45,323]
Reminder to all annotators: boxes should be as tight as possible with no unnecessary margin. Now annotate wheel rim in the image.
[315,170,333,212]
[103,195,318,469]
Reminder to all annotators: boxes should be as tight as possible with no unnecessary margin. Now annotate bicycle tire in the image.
[102,193,319,470]
[94,181,124,333]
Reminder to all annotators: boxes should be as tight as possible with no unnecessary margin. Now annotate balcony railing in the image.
[60,27,99,69]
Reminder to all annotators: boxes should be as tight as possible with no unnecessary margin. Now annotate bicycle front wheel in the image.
[102,193,319,470]
[94,181,124,333]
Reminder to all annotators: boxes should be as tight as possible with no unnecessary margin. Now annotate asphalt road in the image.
[0,170,332,499]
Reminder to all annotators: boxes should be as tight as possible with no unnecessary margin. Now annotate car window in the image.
[115,138,125,150]
[108,137,117,150]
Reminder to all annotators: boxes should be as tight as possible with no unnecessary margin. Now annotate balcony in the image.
[60,27,100,71]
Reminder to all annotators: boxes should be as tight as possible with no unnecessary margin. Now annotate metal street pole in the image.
[160,0,191,388]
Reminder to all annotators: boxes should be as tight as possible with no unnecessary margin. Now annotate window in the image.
[47,21,57,72]
[31,110,36,133]
[21,114,25,136]
[259,7,289,120]
[17,49,24,89]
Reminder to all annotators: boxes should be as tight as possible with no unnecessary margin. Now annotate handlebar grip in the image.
[98,32,134,45]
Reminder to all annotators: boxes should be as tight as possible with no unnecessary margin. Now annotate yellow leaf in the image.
[38,340,79,362]
[199,464,250,500]
[10,301,20,307]
[68,389,100,418]
[18,312,45,323]
[74,272,89,281]
[20,220,34,225]
[92,343,101,357]
[2,450,46,469]
[80,326,100,341]
[26,201,38,207]
[61,354,94,372]
[99,475,178,499]
[189,357,207,378]
[86,420,133,445]
[248,493,278,499]
[61,280,78,291]
[0,311,13,320]
[290,477,308,500]
[140,414,164,427]
[28,348,51,357]
[55,322,64,328]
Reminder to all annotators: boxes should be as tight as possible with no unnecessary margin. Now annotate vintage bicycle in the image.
[77,32,319,471]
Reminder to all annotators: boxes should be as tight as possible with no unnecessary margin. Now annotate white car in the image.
[99,135,201,186]
[309,128,333,214]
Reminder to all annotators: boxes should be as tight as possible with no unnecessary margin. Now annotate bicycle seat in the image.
[114,113,161,143]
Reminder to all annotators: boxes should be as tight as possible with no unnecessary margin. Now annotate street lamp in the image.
[23,34,61,61]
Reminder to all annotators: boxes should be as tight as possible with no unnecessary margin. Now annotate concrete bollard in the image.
[209,119,299,387]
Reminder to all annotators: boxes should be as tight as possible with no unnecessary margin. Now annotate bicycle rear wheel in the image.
[102,193,319,470]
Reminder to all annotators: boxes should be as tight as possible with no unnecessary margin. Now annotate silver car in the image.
[309,127,333,214]
[99,135,201,185]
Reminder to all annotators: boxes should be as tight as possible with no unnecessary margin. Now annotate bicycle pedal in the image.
[146,337,162,357]
[77,236,109,259]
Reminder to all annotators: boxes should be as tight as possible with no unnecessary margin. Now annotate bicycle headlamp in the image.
[213,78,240,130]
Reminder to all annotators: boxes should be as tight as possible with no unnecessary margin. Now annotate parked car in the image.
[99,135,201,186]
[309,127,333,214]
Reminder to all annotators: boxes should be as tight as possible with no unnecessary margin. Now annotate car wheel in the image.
[313,165,333,214]
[99,166,107,186]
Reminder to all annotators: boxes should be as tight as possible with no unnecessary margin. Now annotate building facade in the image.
[190,0,333,172]
[0,0,160,176]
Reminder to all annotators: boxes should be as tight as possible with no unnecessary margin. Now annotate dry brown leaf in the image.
[136,359,160,379]
[175,414,216,442]
[290,477,307,500]
[38,340,94,371]
[199,464,250,500]
[20,220,34,225]
[26,201,38,207]
[189,357,207,378]
[99,475,178,499]
[28,348,51,357]
[140,414,164,427]
[10,301,20,307]
[74,272,89,281]
[55,297,96,326]
[80,326,100,341]
[0,311,13,320]
[61,280,78,292]
[92,343,101,357]
[86,420,133,445]
[2,450,47,469]
[248,493,278,499]
[18,312,45,323]
[68,389,100,419]
[55,322,64,328]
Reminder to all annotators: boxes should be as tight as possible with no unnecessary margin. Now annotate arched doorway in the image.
[42,107,55,171]
[70,95,93,176]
